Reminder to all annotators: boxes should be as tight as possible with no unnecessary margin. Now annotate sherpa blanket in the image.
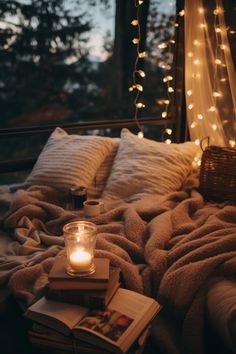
[0,183,236,354]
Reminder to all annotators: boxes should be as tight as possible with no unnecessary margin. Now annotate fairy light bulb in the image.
[211,124,217,131]
[188,103,194,110]
[132,38,139,44]
[188,52,193,58]
[135,84,143,92]
[163,75,173,82]
[195,139,200,146]
[229,140,235,147]
[165,128,172,135]
[197,114,203,120]
[187,89,192,96]
[213,91,222,97]
[162,111,167,118]
[179,9,185,16]
[138,51,146,58]
[190,122,197,128]
[136,102,145,108]
[193,40,200,46]
[131,19,139,26]
[220,44,226,50]
[165,139,172,144]
[209,106,216,112]
[168,87,174,93]
[215,59,222,65]
[137,70,145,77]
[158,42,168,49]
[138,131,144,139]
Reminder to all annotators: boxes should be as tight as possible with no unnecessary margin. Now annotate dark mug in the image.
[70,186,87,209]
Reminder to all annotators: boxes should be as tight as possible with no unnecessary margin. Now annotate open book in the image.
[29,322,151,354]
[25,288,161,354]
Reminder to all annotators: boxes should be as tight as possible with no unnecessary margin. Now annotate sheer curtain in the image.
[184,0,236,159]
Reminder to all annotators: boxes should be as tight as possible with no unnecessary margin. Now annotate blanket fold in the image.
[0,183,236,354]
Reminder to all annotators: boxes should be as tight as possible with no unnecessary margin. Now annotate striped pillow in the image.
[87,138,119,198]
[26,127,117,191]
[102,128,198,201]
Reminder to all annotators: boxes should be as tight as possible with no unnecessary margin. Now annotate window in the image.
[0,0,177,183]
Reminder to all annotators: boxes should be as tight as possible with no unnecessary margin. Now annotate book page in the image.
[26,297,88,332]
[108,288,155,319]
[74,288,159,351]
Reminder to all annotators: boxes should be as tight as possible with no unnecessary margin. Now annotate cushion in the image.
[26,127,118,191]
[87,138,120,198]
[207,278,236,351]
[102,128,198,201]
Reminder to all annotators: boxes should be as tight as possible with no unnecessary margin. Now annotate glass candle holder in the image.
[63,221,97,277]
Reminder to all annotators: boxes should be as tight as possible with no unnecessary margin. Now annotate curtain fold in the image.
[184,0,236,156]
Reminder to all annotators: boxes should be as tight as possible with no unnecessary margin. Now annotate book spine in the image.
[45,291,105,310]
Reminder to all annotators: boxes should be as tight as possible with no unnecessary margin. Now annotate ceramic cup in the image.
[83,200,104,218]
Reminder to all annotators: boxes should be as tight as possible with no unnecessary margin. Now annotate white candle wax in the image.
[69,249,92,271]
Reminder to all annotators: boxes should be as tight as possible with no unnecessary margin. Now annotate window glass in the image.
[0,0,176,126]
[0,0,176,184]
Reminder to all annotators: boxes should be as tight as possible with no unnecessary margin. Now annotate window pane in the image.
[0,0,176,127]
[0,0,177,184]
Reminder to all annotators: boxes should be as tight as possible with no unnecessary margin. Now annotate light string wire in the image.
[133,1,143,133]
[130,0,146,138]
[160,8,184,143]
[213,4,221,99]
[130,2,183,141]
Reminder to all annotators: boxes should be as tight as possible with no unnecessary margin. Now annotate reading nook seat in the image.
[0,126,235,354]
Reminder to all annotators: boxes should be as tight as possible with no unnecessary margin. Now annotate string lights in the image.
[159,5,184,144]
[130,0,236,148]
[129,0,176,142]
[185,0,236,167]
[129,0,146,138]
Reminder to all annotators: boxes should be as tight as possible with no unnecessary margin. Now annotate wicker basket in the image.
[199,144,236,202]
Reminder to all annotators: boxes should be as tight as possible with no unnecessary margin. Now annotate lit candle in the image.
[69,249,92,272]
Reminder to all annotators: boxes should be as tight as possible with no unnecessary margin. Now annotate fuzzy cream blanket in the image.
[0,184,236,354]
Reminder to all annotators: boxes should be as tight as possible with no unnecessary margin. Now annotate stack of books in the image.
[45,256,120,310]
[25,256,161,354]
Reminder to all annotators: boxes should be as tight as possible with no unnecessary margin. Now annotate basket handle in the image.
[200,136,210,151]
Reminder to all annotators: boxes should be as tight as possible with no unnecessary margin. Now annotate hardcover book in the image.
[46,267,120,309]
[29,322,151,354]
[49,257,110,290]
[25,288,161,354]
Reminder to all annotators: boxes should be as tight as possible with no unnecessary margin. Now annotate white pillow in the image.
[87,138,120,198]
[26,127,117,191]
[102,128,198,201]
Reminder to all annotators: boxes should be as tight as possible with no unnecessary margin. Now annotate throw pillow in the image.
[102,128,198,201]
[26,127,118,191]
